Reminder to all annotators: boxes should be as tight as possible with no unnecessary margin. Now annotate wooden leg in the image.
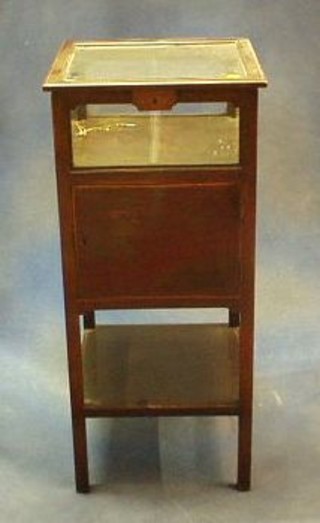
[83,311,96,330]
[65,312,89,493]
[229,309,240,327]
[237,307,254,491]
[235,88,257,492]
[72,415,89,493]
[237,409,252,491]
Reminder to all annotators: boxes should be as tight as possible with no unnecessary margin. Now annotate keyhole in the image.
[81,235,87,247]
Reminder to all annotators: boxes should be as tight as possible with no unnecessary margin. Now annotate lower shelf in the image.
[82,324,239,417]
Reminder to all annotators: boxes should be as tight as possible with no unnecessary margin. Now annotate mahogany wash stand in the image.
[43,38,267,492]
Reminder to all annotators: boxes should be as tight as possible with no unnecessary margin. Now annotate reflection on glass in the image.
[71,103,239,168]
[66,42,246,85]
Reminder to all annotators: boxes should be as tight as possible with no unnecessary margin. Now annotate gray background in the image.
[1,1,320,521]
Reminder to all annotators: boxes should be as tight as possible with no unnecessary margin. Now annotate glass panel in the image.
[44,39,268,89]
[71,103,239,168]
[66,42,246,85]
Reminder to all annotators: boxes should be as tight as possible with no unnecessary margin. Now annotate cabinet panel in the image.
[73,183,241,300]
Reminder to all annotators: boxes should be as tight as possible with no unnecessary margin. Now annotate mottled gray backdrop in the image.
[1,1,320,522]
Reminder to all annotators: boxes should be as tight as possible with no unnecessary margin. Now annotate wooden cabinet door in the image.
[73,182,241,302]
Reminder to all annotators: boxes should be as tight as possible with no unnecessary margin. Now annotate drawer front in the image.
[73,183,241,300]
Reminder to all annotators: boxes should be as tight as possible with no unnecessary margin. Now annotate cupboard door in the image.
[73,183,241,301]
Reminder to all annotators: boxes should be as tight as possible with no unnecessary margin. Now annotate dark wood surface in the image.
[237,89,258,491]
[74,182,241,301]
[82,324,239,416]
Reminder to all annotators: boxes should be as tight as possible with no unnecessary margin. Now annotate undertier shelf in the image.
[82,324,239,416]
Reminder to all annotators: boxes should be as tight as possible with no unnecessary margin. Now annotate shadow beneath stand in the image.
[89,416,236,490]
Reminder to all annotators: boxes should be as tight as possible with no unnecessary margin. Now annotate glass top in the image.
[43,38,267,89]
